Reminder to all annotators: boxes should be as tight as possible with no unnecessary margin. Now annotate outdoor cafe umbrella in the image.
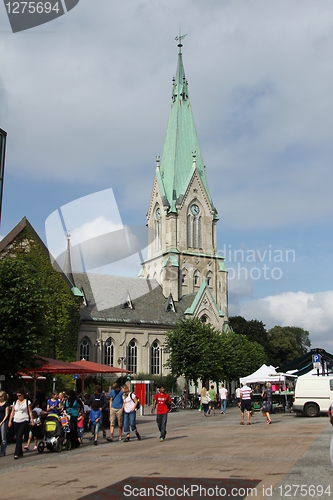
[70,359,132,398]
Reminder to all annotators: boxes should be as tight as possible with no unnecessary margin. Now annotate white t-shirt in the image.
[123,393,136,413]
[219,388,228,400]
[235,388,241,398]
[13,399,31,423]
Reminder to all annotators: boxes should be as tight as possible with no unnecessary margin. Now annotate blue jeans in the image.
[0,420,8,455]
[124,411,136,434]
[156,413,167,439]
[220,399,227,413]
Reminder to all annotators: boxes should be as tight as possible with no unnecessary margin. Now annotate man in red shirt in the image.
[152,385,171,442]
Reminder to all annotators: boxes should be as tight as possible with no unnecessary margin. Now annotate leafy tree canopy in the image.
[164,318,224,384]
[220,331,267,381]
[0,228,81,376]
[229,316,269,350]
[267,326,311,367]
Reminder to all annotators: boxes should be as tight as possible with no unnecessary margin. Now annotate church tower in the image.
[141,38,228,323]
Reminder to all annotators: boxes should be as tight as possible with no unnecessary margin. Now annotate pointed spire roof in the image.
[158,38,214,213]
[63,231,74,286]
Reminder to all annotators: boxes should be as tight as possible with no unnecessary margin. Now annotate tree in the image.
[229,316,269,351]
[267,326,311,367]
[164,318,224,385]
[0,227,81,376]
[219,331,267,381]
[0,256,47,375]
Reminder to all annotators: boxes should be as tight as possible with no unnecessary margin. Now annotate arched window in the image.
[104,338,114,366]
[193,217,197,248]
[193,271,200,287]
[206,271,213,288]
[198,216,202,249]
[150,340,160,375]
[79,338,90,361]
[187,214,191,248]
[200,315,208,323]
[127,339,137,374]
[154,206,161,251]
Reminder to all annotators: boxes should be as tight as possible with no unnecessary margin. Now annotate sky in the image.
[0,0,332,351]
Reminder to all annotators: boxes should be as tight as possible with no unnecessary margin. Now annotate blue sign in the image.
[73,373,80,380]
[312,354,321,363]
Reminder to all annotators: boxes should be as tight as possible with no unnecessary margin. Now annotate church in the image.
[72,39,229,377]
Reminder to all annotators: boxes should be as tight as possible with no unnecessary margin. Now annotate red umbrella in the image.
[70,359,132,399]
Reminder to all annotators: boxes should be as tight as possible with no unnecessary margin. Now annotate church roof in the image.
[73,273,196,327]
[158,41,214,213]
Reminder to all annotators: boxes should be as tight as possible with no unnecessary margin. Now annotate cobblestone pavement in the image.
[1,407,332,499]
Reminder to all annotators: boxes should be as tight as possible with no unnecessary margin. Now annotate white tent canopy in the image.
[240,364,286,385]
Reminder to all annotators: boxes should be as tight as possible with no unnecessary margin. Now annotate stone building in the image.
[73,41,228,377]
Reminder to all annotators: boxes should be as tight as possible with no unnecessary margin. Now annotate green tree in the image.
[229,316,269,351]
[164,318,224,386]
[220,331,267,381]
[267,326,311,367]
[0,256,47,375]
[0,227,81,376]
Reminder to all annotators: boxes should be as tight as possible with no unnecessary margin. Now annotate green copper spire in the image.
[158,37,214,213]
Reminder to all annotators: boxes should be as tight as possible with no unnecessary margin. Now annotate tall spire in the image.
[158,36,214,213]
[63,230,74,286]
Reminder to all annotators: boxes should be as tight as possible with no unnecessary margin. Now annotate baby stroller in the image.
[37,413,71,453]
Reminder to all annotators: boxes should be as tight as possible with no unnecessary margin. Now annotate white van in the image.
[293,376,333,417]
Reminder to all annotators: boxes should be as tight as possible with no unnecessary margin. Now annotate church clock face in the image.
[156,207,161,219]
[190,203,199,215]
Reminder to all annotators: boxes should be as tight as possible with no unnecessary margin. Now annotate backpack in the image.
[130,393,140,410]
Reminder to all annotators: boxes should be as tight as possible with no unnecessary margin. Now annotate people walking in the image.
[86,386,107,439]
[219,383,228,414]
[235,386,241,408]
[262,382,273,424]
[200,387,210,416]
[88,401,102,445]
[152,384,171,441]
[122,384,141,442]
[240,381,252,425]
[107,382,124,442]
[8,388,34,459]
[65,390,81,448]
[208,385,217,415]
[0,391,10,457]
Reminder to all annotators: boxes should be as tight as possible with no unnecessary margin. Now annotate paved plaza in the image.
[1,407,332,499]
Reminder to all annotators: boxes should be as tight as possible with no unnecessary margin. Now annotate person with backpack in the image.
[121,384,141,442]
[152,384,171,442]
[86,385,107,439]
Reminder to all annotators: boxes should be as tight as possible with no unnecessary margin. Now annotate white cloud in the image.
[70,216,122,247]
[237,291,333,352]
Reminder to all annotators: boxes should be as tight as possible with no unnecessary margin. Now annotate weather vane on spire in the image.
[175,32,187,53]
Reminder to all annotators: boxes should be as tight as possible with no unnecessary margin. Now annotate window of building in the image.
[104,338,114,366]
[194,271,200,287]
[201,315,208,323]
[79,338,90,361]
[151,340,160,375]
[127,339,137,374]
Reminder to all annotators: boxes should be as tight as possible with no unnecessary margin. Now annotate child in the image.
[47,391,60,415]
[77,409,85,444]
[24,410,41,451]
[88,401,102,445]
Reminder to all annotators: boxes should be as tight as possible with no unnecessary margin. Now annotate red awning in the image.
[70,359,131,375]
[21,356,80,375]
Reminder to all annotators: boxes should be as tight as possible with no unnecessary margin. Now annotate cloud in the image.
[237,291,333,352]
[1,0,332,232]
